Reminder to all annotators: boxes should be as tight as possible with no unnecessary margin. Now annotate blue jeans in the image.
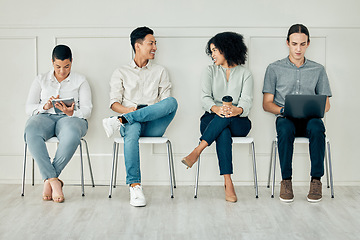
[24,114,88,180]
[120,97,178,185]
[200,112,251,175]
[276,117,325,179]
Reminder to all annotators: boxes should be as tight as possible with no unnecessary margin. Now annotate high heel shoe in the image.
[181,150,200,169]
[181,157,195,169]
[224,185,237,203]
[49,178,65,203]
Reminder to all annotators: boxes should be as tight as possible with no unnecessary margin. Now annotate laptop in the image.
[283,95,327,119]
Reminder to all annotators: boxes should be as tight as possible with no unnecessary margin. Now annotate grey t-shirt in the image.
[262,57,332,107]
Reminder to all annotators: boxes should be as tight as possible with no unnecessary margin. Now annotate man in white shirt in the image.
[25,45,92,203]
[103,26,178,207]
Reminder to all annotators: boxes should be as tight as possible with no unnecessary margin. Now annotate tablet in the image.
[52,97,75,114]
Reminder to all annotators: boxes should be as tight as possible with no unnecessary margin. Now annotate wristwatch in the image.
[280,107,284,115]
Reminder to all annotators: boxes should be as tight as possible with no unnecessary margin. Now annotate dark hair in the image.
[52,45,72,61]
[206,32,247,66]
[287,24,310,42]
[130,26,154,52]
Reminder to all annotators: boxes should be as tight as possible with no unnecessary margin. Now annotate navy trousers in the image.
[276,117,326,179]
[200,112,251,175]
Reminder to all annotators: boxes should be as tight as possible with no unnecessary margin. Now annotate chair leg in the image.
[81,139,95,187]
[251,142,259,198]
[32,158,35,186]
[271,141,277,198]
[324,144,330,188]
[168,140,176,188]
[113,142,120,188]
[267,140,275,188]
[109,142,118,198]
[327,141,334,198]
[166,141,174,198]
[21,143,27,196]
[79,142,85,197]
[194,156,200,198]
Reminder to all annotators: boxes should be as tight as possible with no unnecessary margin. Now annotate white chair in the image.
[194,137,258,198]
[267,137,334,198]
[108,136,176,198]
[22,137,95,197]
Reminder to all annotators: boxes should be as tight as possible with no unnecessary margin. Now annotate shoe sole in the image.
[307,197,322,203]
[130,201,146,207]
[279,196,294,203]
[102,119,113,138]
[181,159,191,169]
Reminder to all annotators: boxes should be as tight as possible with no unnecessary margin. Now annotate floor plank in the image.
[0,184,359,240]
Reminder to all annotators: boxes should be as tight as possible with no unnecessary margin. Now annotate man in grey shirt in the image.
[262,24,332,203]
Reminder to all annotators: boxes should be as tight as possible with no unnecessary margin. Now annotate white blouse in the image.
[26,71,92,119]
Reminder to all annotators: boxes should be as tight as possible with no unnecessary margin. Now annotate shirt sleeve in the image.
[262,64,276,95]
[71,79,92,119]
[25,76,48,116]
[158,68,171,100]
[109,68,124,108]
[201,66,216,113]
[237,71,254,117]
[316,66,332,97]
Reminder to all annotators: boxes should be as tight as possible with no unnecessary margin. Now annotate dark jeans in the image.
[276,117,326,179]
[200,112,251,175]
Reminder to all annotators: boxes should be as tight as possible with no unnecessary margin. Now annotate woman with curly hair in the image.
[182,32,253,202]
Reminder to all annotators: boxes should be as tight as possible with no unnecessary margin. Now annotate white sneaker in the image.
[129,185,146,207]
[102,116,122,138]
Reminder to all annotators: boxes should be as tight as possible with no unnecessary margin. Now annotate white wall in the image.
[0,0,359,186]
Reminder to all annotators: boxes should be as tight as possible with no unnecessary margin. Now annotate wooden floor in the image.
[0,184,359,240]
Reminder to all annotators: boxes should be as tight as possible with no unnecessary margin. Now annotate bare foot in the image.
[42,180,52,201]
[182,149,200,168]
[49,178,65,203]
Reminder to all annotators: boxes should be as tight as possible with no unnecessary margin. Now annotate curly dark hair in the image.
[206,32,247,66]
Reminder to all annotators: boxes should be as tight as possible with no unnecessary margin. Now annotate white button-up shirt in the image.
[26,71,92,119]
[109,60,171,108]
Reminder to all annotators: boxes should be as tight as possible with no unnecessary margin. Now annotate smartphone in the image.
[137,104,148,110]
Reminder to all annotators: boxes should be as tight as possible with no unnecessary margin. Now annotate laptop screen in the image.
[284,95,327,119]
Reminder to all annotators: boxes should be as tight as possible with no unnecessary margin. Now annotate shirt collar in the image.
[130,59,152,70]
[286,56,308,68]
[219,64,238,71]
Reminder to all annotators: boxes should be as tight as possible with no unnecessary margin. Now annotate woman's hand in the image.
[43,95,59,110]
[220,105,243,118]
[211,105,225,117]
[54,101,75,116]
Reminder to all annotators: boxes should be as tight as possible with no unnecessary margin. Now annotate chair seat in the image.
[45,137,60,143]
[232,137,254,144]
[114,136,169,144]
[273,137,330,144]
